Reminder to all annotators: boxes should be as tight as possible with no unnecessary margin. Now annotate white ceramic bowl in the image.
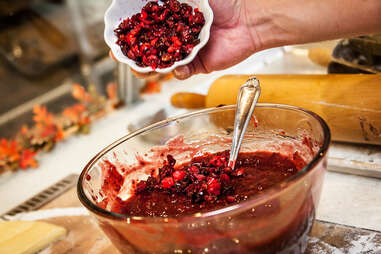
[104,0,214,73]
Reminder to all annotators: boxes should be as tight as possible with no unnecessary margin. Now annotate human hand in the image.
[111,0,381,80]
[110,0,260,80]
[173,0,259,79]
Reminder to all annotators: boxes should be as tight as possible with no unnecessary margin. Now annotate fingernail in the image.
[174,65,191,80]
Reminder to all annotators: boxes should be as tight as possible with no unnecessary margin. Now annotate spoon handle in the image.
[228,77,261,169]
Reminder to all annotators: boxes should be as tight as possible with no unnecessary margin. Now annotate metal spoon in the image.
[228,77,261,169]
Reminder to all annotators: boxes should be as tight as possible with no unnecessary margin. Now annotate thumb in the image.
[173,56,208,80]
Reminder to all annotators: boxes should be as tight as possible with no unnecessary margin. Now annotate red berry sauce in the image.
[114,0,205,69]
[98,150,303,217]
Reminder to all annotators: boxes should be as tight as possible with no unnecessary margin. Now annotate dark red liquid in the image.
[98,151,303,217]
[95,150,320,254]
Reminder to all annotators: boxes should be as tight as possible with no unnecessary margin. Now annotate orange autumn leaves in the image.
[0,83,118,174]
[0,139,19,162]
[72,84,92,102]
[33,105,64,142]
[19,149,38,169]
[0,139,37,171]
[63,104,89,126]
[33,105,54,126]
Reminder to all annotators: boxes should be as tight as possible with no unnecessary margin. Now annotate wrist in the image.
[244,0,381,50]
[243,0,295,51]
[240,0,266,53]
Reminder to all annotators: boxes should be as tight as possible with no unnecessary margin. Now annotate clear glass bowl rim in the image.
[78,103,330,223]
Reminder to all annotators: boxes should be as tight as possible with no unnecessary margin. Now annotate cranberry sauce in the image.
[98,151,305,217]
[115,0,205,69]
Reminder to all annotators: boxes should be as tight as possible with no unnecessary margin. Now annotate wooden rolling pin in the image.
[171,74,381,145]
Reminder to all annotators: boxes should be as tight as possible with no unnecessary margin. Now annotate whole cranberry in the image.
[194,174,206,181]
[207,178,221,196]
[192,12,205,25]
[180,3,192,18]
[172,170,187,181]
[162,177,175,188]
[189,165,199,174]
[169,0,180,12]
[226,195,236,203]
[220,173,230,183]
[223,166,232,173]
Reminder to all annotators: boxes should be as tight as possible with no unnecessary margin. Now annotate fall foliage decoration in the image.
[0,83,119,175]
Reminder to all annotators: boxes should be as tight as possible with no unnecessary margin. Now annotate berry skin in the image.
[162,177,175,188]
[220,173,230,183]
[235,168,245,176]
[114,0,205,69]
[207,178,221,196]
[226,195,236,202]
[172,170,186,181]
[189,166,199,174]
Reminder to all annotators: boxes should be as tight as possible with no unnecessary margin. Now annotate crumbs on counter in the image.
[0,83,119,175]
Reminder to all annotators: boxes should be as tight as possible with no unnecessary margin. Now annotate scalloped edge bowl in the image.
[104,0,213,73]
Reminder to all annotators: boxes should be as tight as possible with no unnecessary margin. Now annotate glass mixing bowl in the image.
[78,104,330,254]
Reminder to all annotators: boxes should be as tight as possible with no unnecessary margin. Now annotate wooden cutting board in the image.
[38,188,381,254]
[38,188,119,254]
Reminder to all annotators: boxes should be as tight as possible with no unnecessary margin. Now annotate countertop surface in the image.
[1,46,381,235]
[20,187,378,254]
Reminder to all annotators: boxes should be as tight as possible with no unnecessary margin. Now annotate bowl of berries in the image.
[104,0,213,73]
[78,104,330,254]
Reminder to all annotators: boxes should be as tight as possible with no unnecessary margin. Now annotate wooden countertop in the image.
[38,187,381,253]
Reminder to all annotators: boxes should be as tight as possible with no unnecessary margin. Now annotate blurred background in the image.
[1,0,380,140]
[0,0,116,138]
[1,0,381,180]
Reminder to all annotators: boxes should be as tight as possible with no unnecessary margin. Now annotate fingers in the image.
[130,68,160,80]
[109,50,118,62]
[173,56,208,80]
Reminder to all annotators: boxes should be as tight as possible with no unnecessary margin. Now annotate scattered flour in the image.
[345,233,381,253]
[308,237,345,254]
[308,234,381,254]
